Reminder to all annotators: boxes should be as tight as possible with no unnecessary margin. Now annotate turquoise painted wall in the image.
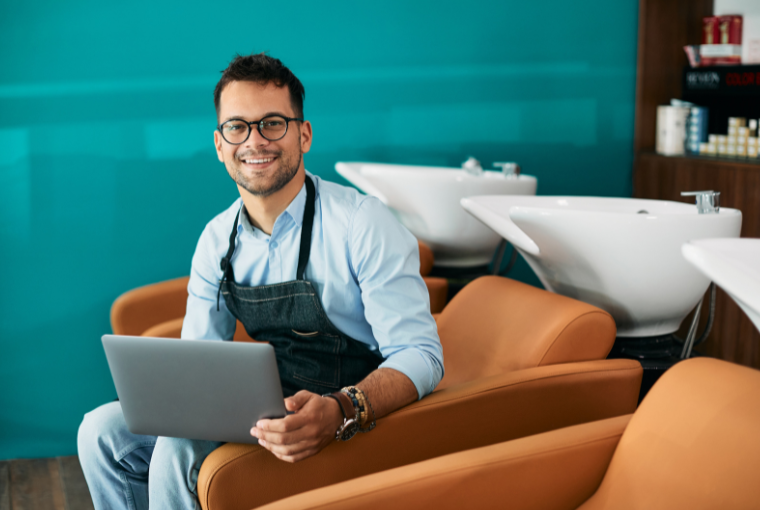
[0,0,638,459]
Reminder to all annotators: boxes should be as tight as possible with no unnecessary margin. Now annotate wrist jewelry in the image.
[342,386,376,432]
[343,387,364,424]
[322,392,360,441]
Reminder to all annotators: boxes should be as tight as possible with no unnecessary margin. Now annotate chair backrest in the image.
[435,276,616,390]
[417,240,434,276]
[111,276,190,336]
[580,357,760,510]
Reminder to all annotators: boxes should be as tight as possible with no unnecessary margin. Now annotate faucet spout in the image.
[493,162,521,178]
[462,156,483,176]
[681,190,720,214]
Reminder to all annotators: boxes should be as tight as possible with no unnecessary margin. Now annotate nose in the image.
[244,124,270,149]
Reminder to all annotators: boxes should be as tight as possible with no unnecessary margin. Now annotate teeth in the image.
[244,158,274,164]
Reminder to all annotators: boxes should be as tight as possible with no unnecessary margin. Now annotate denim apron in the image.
[217,177,383,397]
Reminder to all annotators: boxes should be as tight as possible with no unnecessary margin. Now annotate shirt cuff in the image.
[378,349,442,400]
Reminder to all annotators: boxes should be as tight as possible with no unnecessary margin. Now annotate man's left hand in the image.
[250,390,343,463]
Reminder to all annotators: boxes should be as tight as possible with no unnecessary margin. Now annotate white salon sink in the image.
[682,238,760,333]
[461,196,742,337]
[335,162,537,267]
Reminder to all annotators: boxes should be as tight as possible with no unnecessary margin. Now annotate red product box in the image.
[703,15,742,45]
[719,15,742,44]
[703,17,720,44]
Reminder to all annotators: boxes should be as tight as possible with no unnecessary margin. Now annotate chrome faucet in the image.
[493,162,521,178]
[462,156,483,176]
[681,191,720,214]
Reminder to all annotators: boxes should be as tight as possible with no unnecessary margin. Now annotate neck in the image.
[238,168,306,235]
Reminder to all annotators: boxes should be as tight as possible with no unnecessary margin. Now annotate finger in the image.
[254,393,313,432]
[251,426,301,446]
[257,411,309,433]
[284,390,313,412]
[274,450,316,463]
[266,440,320,460]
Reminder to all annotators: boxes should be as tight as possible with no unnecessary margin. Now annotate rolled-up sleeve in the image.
[348,197,444,399]
[181,223,237,341]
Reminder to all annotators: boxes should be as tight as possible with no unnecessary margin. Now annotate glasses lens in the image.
[259,115,288,141]
[221,120,250,144]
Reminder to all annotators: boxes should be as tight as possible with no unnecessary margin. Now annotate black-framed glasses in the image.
[217,115,303,144]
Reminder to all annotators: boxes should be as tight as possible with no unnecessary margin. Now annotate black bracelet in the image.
[322,393,346,419]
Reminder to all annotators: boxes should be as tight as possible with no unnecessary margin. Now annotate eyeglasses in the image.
[217,115,303,144]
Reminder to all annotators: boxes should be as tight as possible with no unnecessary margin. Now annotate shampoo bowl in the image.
[682,238,760,333]
[336,162,537,267]
[461,196,742,337]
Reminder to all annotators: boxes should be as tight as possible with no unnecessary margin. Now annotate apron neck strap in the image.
[217,175,316,309]
[296,175,316,281]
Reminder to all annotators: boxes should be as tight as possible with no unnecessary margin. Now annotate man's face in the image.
[214,81,312,197]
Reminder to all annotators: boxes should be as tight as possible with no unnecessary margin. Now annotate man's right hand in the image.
[250,390,343,463]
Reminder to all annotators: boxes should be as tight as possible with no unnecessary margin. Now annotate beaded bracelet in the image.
[341,386,376,432]
[343,387,364,423]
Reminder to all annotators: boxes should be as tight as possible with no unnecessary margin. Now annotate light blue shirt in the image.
[181,173,444,399]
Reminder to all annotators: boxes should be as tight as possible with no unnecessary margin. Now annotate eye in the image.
[224,121,247,132]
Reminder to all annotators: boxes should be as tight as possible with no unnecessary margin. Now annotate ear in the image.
[214,130,225,163]
[299,120,312,154]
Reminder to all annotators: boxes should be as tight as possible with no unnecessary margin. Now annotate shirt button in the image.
[270,241,278,249]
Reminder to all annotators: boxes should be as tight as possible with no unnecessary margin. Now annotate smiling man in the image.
[77,53,444,510]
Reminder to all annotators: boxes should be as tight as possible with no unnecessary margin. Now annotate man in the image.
[78,53,443,510]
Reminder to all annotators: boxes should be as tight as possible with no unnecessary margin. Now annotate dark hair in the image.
[213,53,305,118]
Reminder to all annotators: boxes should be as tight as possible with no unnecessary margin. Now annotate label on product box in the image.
[700,44,742,57]
[684,65,760,96]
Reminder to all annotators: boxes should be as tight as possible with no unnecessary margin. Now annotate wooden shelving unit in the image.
[633,0,760,368]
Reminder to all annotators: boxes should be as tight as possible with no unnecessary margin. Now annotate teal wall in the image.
[0,1,638,459]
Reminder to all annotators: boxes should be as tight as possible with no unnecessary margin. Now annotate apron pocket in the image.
[291,330,319,337]
[289,334,341,388]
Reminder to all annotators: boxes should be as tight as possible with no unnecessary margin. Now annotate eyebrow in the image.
[221,111,288,123]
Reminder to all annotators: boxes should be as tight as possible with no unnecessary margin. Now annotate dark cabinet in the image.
[633,0,760,368]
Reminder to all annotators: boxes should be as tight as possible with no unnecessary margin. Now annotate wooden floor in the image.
[0,456,94,510]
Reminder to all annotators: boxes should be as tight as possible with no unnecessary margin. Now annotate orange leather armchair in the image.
[194,277,642,510]
[111,241,448,339]
[258,357,759,510]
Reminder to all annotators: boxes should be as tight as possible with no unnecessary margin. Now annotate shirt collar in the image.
[236,172,315,236]
[284,177,308,228]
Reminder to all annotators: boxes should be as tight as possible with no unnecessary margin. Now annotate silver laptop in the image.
[102,335,287,444]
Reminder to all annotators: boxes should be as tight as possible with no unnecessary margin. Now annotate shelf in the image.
[638,151,760,169]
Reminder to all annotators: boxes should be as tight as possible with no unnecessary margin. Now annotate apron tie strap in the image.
[217,209,240,311]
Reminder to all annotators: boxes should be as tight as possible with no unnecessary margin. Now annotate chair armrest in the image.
[197,359,642,510]
[111,276,190,335]
[423,276,448,314]
[141,317,184,338]
[259,414,631,510]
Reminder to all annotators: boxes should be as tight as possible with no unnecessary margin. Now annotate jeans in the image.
[77,402,223,510]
